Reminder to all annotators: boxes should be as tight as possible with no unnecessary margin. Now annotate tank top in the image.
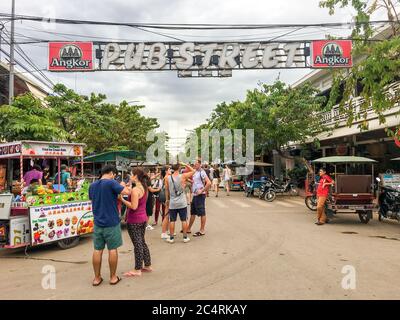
[168,174,187,210]
[126,190,148,224]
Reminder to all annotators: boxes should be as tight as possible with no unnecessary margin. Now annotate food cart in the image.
[0,141,93,250]
[311,156,378,224]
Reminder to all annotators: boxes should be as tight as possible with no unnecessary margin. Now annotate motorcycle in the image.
[378,185,400,222]
[258,180,276,202]
[305,180,317,211]
[270,178,298,196]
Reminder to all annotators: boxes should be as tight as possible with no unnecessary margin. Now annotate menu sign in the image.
[22,142,83,157]
[30,201,94,245]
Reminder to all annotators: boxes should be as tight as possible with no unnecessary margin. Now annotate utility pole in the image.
[9,0,15,104]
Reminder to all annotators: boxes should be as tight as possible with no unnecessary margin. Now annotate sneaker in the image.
[161,233,168,240]
[167,231,177,236]
[166,237,175,244]
[146,225,154,231]
[183,237,190,243]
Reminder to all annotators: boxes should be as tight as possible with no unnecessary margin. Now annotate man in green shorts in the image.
[89,165,131,286]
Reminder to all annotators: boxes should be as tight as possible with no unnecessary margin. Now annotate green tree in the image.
[0,93,67,141]
[319,0,400,137]
[193,80,327,160]
[0,84,161,155]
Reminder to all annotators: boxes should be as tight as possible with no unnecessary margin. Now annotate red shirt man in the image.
[316,168,334,226]
[317,172,333,197]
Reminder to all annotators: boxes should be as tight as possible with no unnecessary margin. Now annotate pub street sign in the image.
[48,40,352,77]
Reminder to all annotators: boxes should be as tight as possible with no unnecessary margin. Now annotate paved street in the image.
[1,191,400,300]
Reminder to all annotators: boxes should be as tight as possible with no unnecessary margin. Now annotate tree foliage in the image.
[0,93,67,141]
[0,84,160,154]
[319,0,400,137]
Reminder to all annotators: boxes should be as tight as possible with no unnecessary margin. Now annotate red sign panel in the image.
[311,40,352,68]
[48,42,93,71]
[395,130,400,148]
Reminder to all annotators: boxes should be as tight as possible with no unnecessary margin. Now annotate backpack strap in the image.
[170,175,179,195]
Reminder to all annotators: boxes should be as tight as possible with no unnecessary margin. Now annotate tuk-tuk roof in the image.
[312,156,377,163]
[222,160,273,167]
[246,161,274,167]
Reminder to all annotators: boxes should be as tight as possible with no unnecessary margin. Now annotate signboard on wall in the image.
[311,40,352,68]
[30,201,93,245]
[48,42,94,71]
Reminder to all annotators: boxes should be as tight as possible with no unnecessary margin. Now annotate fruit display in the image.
[78,217,94,235]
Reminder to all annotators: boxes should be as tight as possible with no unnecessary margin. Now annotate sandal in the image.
[92,277,103,286]
[180,230,191,234]
[123,271,142,277]
[193,231,205,237]
[110,276,122,285]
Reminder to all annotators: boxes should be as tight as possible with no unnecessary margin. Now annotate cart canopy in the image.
[312,156,377,163]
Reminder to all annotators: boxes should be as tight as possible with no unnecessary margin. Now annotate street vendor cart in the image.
[0,141,93,250]
[311,156,378,224]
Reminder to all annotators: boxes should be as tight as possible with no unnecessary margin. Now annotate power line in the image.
[1,30,55,89]
[0,47,53,91]
[0,13,398,30]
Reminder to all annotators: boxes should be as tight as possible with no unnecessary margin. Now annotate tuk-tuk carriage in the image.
[311,156,378,224]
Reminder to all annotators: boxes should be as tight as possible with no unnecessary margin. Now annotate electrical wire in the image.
[0,13,398,30]
[2,30,55,89]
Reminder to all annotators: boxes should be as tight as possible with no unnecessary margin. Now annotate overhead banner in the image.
[48,40,353,75]
[311,40,352,68]
[48,42,94,71]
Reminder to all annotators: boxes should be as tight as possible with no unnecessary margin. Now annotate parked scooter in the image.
[270,178,298,196]
[259,180,276,202]
[378,180,400,222]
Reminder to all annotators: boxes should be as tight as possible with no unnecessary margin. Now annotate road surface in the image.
[1,191,400,299]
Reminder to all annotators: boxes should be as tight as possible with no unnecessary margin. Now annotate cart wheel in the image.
[305,196,317,211]
[358,211,370,224]
[264,191,276,202]
[57,237,80,250]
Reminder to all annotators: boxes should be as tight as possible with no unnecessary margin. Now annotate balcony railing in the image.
[320,81,400,126]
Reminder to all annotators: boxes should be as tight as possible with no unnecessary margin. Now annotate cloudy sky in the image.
[0,0,361,151]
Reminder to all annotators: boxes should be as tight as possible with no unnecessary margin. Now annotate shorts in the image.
[185,182,192,193]
[169,207,187,222]
[191,194,206,216]
[146,195,154,217]
[212,178,219,186]
[93,224,123,250]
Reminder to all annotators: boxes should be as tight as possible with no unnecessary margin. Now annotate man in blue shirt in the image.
[89,165,131,286]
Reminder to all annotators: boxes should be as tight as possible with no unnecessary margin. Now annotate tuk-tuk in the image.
[311,156,378,224]
[242,161,273,197]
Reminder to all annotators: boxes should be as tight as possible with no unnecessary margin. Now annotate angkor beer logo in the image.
[49,43,92,70]
[312,40,352,68]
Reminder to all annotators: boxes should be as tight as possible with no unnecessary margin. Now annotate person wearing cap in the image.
[54,164,72,190]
